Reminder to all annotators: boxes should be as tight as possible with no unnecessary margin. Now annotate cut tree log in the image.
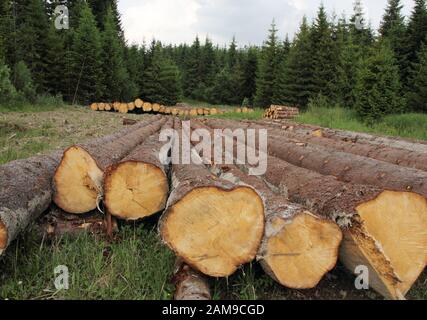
[159,119,265,277]
[240,120,427,171]
[202,119,427,300]
[53,116,166,214]
[173,259,212,300]
[104,119,173,220]
[205,119,427,198]
[135,98,144,108]
[218,164,342,289]
[189,119,342,288]
[257,120,427,154]
[0,151,63,255]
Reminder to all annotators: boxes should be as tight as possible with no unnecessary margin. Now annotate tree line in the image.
[0,0,426,122]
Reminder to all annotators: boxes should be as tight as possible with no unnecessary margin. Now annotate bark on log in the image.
[159,119,265,277]
[0,151,62,255]
[38,207,118,238]
[218,164,342,289]
[189,119,342,288]
[53,116,166,214]
[173,259,211,300]
[202,119,427,300]
[205,119,427,198]
[239,120,427,171]
[104,119,173,220]
[255,120,427,154]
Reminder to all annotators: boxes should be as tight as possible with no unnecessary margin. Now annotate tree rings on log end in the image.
[0,220,7,250]
[104,162,169,220]
[161,186,265,277]
[341,190,427,299]
[261,212,342,289]
[53,146,103,214]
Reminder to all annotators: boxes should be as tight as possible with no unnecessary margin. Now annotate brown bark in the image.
[0,151,62,255]
[104,119,173,220]
[205,119,427,198]
[190,119,343,288]
[159,119,265,278]
[201,119,427,300]
[254,120,427,153]
[245,120,427,171]
[38,207,118,239]
[173,259,211,300]
[53,116,166,214]
[122,118,138,126]
[217,164,342,289]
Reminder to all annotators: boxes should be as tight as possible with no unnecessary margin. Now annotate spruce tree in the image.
[14,0,51,93]
[407,42,427,112]
[0,57,16,103]
[380,0,407,79]
[183,36,201,98]
[100,6,133,101]
[310,4,337,99]
[254,21,280,108]
[208,68,233,104]
[350,0,374,50]
[354,41,405,123]
[241,47,258,105]
[69,2,104,103]
[13,60,36,102]
[143,51,181,105]
[228,36,238,69]
[404,0,427,83]
[274,17,315,108]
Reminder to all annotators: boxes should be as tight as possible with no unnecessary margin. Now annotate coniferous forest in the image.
[0,0,426,122]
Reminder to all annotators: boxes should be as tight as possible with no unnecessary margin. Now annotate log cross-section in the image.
[53,116,166,214]
[159,119,265,277]
[104,119,173,220]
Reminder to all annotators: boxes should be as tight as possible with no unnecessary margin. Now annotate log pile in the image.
[88,99,253,117]
[264,105,299,120]
[0,114,426,301]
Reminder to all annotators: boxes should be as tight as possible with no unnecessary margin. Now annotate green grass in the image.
[0,224,175,300]
[0,95,65,113]
[296,107,427,141]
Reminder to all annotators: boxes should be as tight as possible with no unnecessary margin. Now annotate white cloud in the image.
[118,0,415,46]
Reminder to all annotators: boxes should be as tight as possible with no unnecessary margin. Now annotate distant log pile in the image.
[89,99,254,117]
[264,105,299,120]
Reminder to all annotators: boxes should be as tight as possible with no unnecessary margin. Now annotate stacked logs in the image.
[0,115,426,301]
[89,99,256,117]
[264,105,299,120]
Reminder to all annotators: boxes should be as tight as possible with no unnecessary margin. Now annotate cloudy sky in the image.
[118,0,415,47]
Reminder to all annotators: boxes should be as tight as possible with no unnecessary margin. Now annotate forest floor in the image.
[0,104,426,300]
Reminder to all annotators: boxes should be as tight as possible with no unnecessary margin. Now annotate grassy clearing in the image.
[296,107,427,141]
[0,105,141,164]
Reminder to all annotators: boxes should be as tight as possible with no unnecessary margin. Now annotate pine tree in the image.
[0,0,13,64]
[407,42,427,112]
[125,44,145,98]
[183,36,201,98]
[199,37,216,95]
[254,21,280,108]
[310,4,337,99]
[208,68,234,104]
[350,0,374,49]
[100,6,133,101]
[87,0,124,41]
[241,47,258,105]
[14,0,51,93]
[0,57,16,103]
[143,51,181,105]
[379,0,407,79]
[275,17,315,108]
[69,2,104,104]
[354,41,405,123]
[335,33,361,109]
[404,0,427,83]
[228,36,237,69]
[13,60,36,102]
